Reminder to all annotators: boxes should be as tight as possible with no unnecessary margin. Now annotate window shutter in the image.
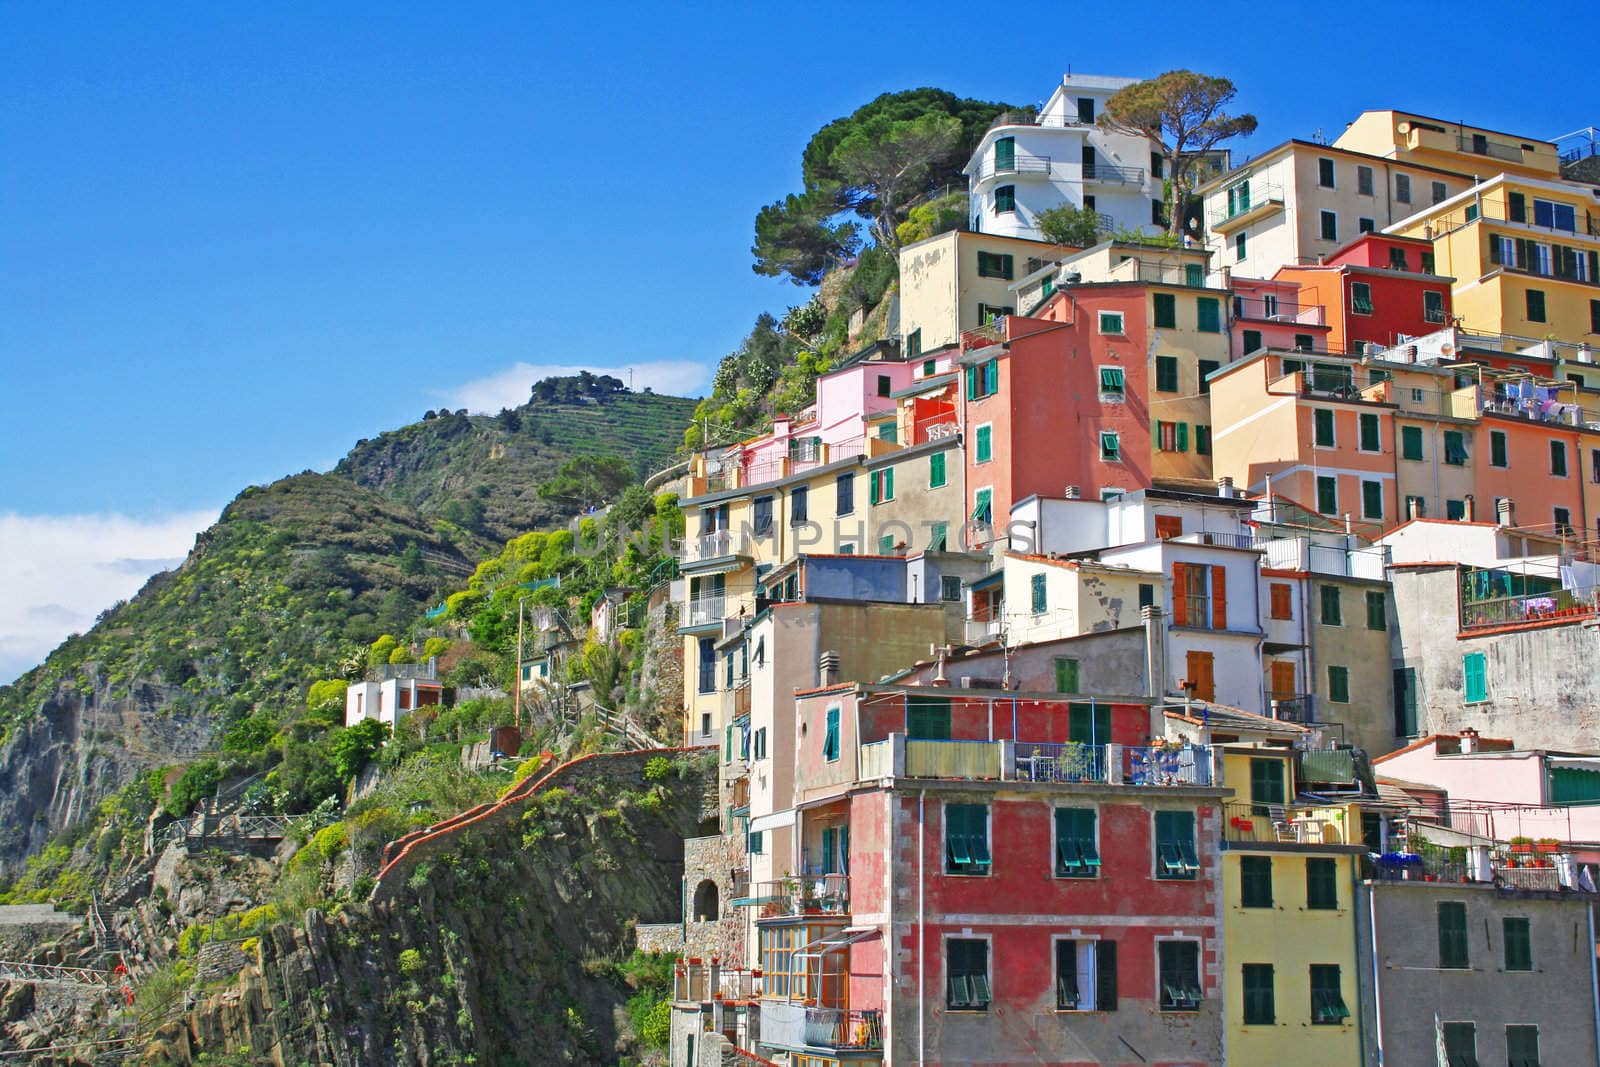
[1153,421,1163,450]
[885,468,895,500]
[1176,422,1188,452]
[1172,564,1189,626]
[869,471,881,504]
[1095,941,1118,1011]
[985,360,998,394]
[1210,566,1227,630]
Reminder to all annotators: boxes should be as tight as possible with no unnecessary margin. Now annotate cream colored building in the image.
[1333,110,1564,182]
[897,229,1076,352]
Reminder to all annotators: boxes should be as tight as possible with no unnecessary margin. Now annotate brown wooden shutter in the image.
[1210,566,1227,630]
[1172,563,1189,626]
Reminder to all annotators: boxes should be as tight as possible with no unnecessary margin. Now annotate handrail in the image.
[1083,163,1144,185]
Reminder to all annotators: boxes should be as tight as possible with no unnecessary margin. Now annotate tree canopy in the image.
[536,455,636,511]
[1102,71,1257,238]
[753,88,1018,285]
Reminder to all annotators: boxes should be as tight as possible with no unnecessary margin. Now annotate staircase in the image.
[88,896,125,963]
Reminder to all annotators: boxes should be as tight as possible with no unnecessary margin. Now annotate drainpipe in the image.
[1589,901,1600,1066]
[1350,862,1368,1064]
[918,788,927,1067]
[1368,885,1384,1066]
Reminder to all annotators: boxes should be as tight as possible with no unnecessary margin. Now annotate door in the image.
[907,695,951,739]
[1081,145,1096,180]
[995,136,1015,173]
[1185,650,1215,701]
[1270,661,1297,701]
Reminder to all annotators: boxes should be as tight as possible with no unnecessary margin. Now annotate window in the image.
[1196,297,1221,333]
[1270,582,1292,620]
[1319,210,1338,242]
[1422,251,1436,274]
[1402,425,1424,460]
[1359,217,1376,234]
[1442,1022,1476,1067]
[1099,365,1126,398]
[1053,657,1080,694]
[754,726,768,760]
[941,575,962,601]
[1155,810,1199,880]
[1151,291,1178,329]
[1154,355,1179,393]
[869,467,895,503]
[698,637,716,694]
[1156,421,1188,452]
[1395,666,1419,736]
[1195,425,1212,455]
[978,302,1012,323]
[1235,232,1247,261]
[878,533,896,554]
[1389,246,1409,271]
[753,496,774,535]
[1139,583,1154,608]
[1317,475,1337,515]
[945,804,990,875]
[965,358,999,400]
[1465,202,1479,223]
[1030,572,1047,614]
[1424,289,1446,323]
[1185,649,1215,700]
[749,829,764,854]
[1506,1025,1540,1066]
[1099,432,1120,462]
[1098,310,1125,335]
[1362,480,1383,520]
[1240,855,1273,908]
[1158,940,1203,1010]
[1363,589,1387,631]
[1242,964,1275,1025]
[1573,373,1589,390]
[1593,299,1600,335]
[994,185,1015,213]
[1294,333,1315,352]
[1526,288,1547,323]
[1310,965,1349,1025]
[836,472,855,515]
[1327,665,1350,703]
[1488,429,1508,468]
[1054,808,1099,878]
[946,938,991,1011]
[1314,408,1335,447]
[823,706,840,762]
[791,486,808,525]
[1438,901,1470,968]
[908,695,951,739]
[973,488,992,525]
[1306,857,1338,909]
[1503,916,1532,972]
[1556,507,1572,535]
[977,251,1014,279]
[993,136,1015,173]
[878,421,898,443]
[1317,157,1335,188]
[1055,937,1116,1010]
[1444,430,1467,466]
[1405,495,1426,519]
[974,424,992,463]
[1352,415,1381,457]
[1395,173,1412,202]
[1320,585,1342,626]
[1351,282,1374,316]
[1076,97,1095,124]
[1152,199,1167,227]
[1533,198,1577,232]
[1593,448,1600,484]
[1551,439,1568,477]
[1429,179,1447,204]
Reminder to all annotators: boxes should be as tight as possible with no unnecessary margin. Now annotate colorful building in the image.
[897,229,1078,353]
[1275,232,1454,352]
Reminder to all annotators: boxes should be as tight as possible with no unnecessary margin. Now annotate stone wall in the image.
[680,832,746,966]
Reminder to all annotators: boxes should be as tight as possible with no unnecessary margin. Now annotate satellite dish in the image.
[1397,121,1413,134]
[1441,344,1456,357]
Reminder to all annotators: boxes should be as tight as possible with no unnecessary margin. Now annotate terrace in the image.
[858,735,1217,788]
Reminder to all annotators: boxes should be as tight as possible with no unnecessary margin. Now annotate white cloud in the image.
[0,509,219,685]
[443,360,709,414]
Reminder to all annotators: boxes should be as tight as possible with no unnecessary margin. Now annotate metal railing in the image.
[1173,530,1257,550]
[987,109,1092,131]
[685,594,726,627]
[963,318,1008,348]
[1259,536,1390,580]
[685,530,750,563]
[971,155,1053,182]
[860,736,1216,788]
[963,617,1004,645]
[1478,394,1583,426]
[1458,133,1525,163]
[732,875,850,916]
[1013,742,1106,784]
[675,962,764,1003]
[1495,865,1562,891]
[804,1007,884,1051]
[1222,801,1352,845]
[1083,163,1144,185]
[1232,294,1324,325]
[1208,184,1285,228]
[1124,745,1213,787]
[1269,693,1316,724]
[1460,588,1599,631]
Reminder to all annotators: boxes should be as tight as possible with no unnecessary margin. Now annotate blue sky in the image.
[2,0,1596,679]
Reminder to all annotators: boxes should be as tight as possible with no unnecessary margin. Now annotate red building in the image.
[1230,276,1333,358]
[746,683,1226,1066]
[1277,233,1454,352]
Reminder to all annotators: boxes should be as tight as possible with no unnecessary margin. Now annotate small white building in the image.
[965,73,1167,242]
[345,674,445,728]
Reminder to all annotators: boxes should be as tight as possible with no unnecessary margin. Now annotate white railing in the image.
[964,618,1004,645]
[1259,536,1389,579]
[685,595,726,627]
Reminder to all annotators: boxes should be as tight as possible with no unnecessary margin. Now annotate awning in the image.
[796,926,881,959]
[681,557,749,577]
[750,809,796,833]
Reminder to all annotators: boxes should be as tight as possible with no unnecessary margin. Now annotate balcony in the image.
[1106,257,1213,288]
[857,735,1216,788]
[987,109,1093,131]
[1458,133,1525,164]
[732,875,850,916]
[1172,530,1258,551]
[963,617,1004,645]
[1478,391,1583,427]
[1268,692,1316,724]
[675,961,764,1004]
[1260,536,1390,580]
[970,154,1053,183]
[1222,801,1354,845]
[1083,163,1144,185]
[683,529,753,566]
[1460,588,1600,631]
[684,593,726,627]
[1232,294,1325,326]
[1208,184,1285,233]
[761,1002,884,1054]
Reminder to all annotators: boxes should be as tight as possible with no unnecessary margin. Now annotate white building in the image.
[344,674,445,728]
[965,73,1167,242]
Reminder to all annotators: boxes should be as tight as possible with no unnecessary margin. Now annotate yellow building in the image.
[1334,110,1563,182]
[1387,174,1600,340]
[1217,744,1363,1067]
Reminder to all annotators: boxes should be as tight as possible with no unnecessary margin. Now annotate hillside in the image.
[336,379,700,541]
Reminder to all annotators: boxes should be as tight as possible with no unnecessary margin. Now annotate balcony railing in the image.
[685,529,753,564]
[804,1007,883,1051]
[1222,801,1353,845]
[1300,748,1359,786]
[963,617,1004,645]
[858,736,1216,788]
[676,962,763,1003]
[1479,392,1583,427]
[1083,163,1144,185]
[1172,530,1257,550]
[1208,184,1286,230]
[685,594,726,627]
[987,109,1092,131]
[1232,294,1325,326]
[1269,692,1316,724]
[971,154,1053,182]
[1460,588,1600,631]
[732,875,849,916]
[1260,536,1390,580]
[1458,133,1525,163]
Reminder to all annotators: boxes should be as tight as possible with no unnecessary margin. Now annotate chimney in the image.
[1142,605,1167,704]
[1064,485,1081,500]
[1459,728,1480,755]
[1423,223,1434,240]
[1407,497,1423,521]
[1217,476,1234,498]
[1220,266,1232,288]
[1496,497,1515,528]
[818,650,841,687]
[1463,494,1476,522]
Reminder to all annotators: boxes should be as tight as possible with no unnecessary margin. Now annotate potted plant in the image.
[1510,836,1534,855]
[1536,837,1562,854]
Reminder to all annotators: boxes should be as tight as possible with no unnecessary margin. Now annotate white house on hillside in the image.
[965,73,1167,241]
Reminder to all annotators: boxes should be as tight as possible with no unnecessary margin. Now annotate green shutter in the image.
[930,451,946,487]
[1306,858,1338,910]
[1503,917,1532,971]
[1359,413,1380,451]
[1196,297,1221,333]
[1241,856,1273,908]
[1242,963,1275,1025]
[869,470,881,504]
[1366,590,1386,630]
[1031,573,1047,613]
[1438,901,1469,968]
[908,695,951,739]
[974,488,992,523]
[884,467,894,500]
[1464,652,1487,703]
[976,425,992,463]
[1317,476,1338,515]
[1320,586,1342,625]
[824,706,840,761]
[1402,425,1424,461]
[1362,480,1383,520]
[1153,292,1176,328]
[1054,658,1080,694]
[1314,408,1335,446]
[1491,430,1508,467]
[1328,665,1349,703]
[994,137,1015,172]
[984,359,998,394]
[1155,810,1198,879]
[1175,422,1188,452]
[1394,667,1418,736]
[1156,356,1178,392]
[1249,759,1286,806]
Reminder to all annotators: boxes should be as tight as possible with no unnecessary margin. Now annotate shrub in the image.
[165,759,224,818]
[422,637,452,659]
[306,679,348,709]
[642,757,671,782]
[398,948,424,975]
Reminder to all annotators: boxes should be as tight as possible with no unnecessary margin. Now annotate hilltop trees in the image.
[1102,71,1258,239]
[537,455,636,512]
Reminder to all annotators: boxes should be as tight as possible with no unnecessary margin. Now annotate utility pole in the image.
[513,598,525,734]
